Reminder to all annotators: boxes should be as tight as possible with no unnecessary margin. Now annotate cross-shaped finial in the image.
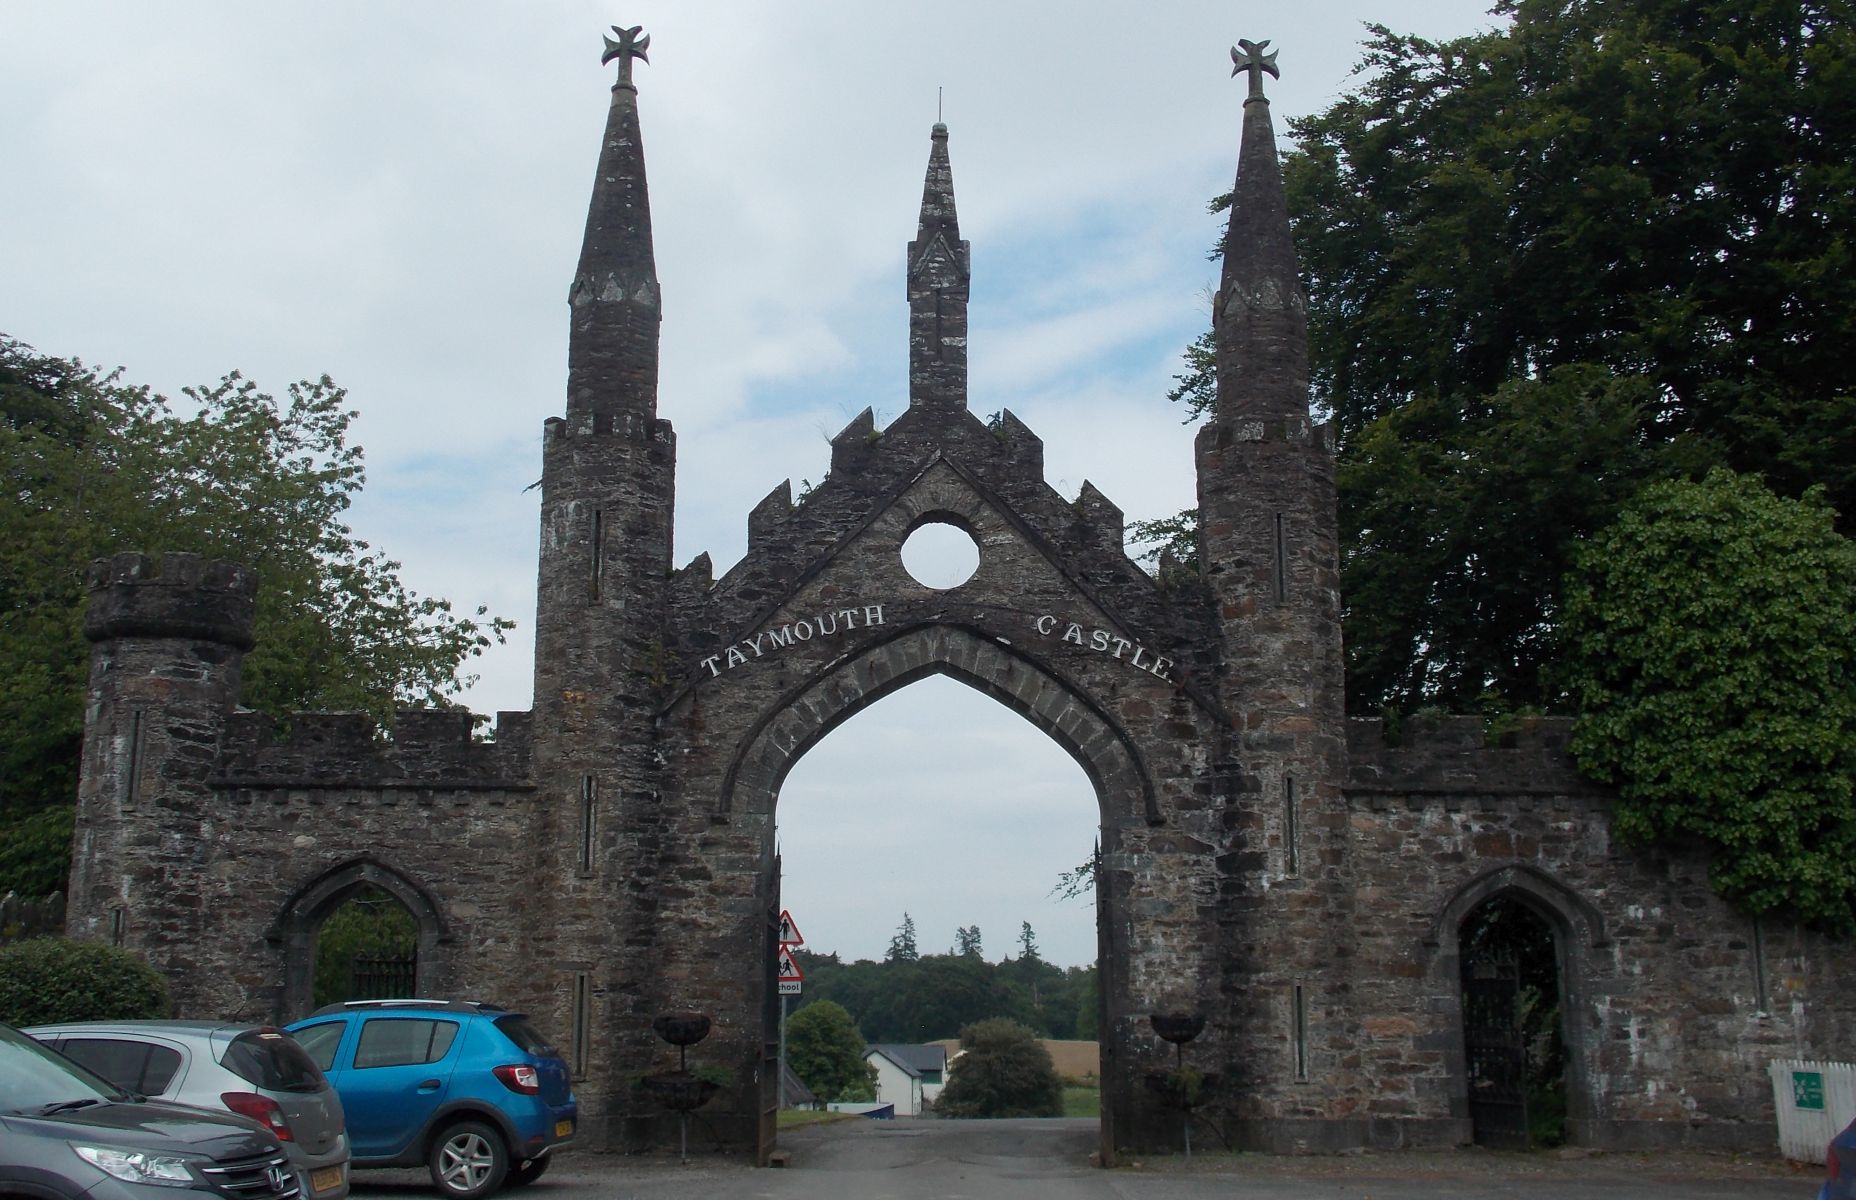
[1230,38,1279,101]
[601,24,650,89]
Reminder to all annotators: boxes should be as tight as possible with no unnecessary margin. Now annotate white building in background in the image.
[864,1043,947,1116]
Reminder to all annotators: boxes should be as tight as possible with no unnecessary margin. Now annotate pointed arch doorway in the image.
[775,673,1102,1082]
[722,623,1156,1164]
[778,673,1100,974]
[1458,893,1571,1148]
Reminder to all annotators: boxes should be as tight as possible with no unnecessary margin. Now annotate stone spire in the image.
[1214,38,1310,424]
[567,24,660,420]
[906,122,971,408]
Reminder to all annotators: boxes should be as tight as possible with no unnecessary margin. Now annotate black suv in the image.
[0,1020,302,1200]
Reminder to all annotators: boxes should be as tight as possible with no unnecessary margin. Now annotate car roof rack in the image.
[305,999,511,1017]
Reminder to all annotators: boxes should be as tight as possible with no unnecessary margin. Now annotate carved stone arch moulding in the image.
[1425,862,1610,953]
[716,621,1161,827]
[268,856,450,1015]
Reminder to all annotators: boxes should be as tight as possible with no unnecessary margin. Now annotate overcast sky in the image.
[2,1,1504,969]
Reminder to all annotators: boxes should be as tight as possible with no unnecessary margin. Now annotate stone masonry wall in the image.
[1346,715,1856,1151]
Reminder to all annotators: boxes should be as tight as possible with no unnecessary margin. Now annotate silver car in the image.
[27,1021,350,1200]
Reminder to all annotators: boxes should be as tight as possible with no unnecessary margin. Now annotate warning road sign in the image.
[778,910,805,947]
[777,945,805,982]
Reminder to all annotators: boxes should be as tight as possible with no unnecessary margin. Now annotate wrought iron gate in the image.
[1462,945,1529,1148]
[346,953,416,1000]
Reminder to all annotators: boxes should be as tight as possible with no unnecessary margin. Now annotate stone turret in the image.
[906,123,971,408]
[530,24,679,1145]
[68,553,256,987]
[1192,39,1356,1149]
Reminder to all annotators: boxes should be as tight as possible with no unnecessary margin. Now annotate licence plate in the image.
[309,1167,344,1195]
[554,1119,573,1139]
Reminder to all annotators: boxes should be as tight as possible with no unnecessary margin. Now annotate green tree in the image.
[1297,0,1856,712]
[0,806,75,900]
[885,912,919,963]
[0,337,513,896]
[1562,468,1856,930]
[1339,368,1665,711]
[785,999,876,1103]
[953,924,982,958]
[1150,0,1856,715]
[934,1018,1064,1118]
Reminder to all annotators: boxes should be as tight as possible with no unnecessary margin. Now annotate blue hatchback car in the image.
[284,1002,574,1200]
[1823,1116,1856,1200]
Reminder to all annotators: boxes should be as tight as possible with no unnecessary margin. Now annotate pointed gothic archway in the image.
[269,857,449,1017]
[1428,865,1606,1148]
[720,621,1160,1162]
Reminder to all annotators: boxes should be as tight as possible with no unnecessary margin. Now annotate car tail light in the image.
[493,1065,540,1095]
[221,1091,294,1141]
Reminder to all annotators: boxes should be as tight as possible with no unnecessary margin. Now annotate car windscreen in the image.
[0,1025,125,1113]
[223,1030,328,1093]
[492,1015,557,1057]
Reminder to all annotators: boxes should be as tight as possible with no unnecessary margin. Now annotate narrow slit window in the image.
[110,907,125,947]
[1284,775,1299,876]
[1292,982,1309,1081]
[572,972,591,1078]
[1274,512,1288,602]
[578,776,597,874]
[125,710,144,806]
[1752,916,1769,1014]
[590,510,604,603]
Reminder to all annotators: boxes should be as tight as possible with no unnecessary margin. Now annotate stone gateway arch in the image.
[66,29,1856,1164]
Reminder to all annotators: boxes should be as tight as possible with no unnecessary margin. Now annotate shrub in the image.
[934,1017,1063,1118]
[1563,469,1856,929]
[0,937,172,1025]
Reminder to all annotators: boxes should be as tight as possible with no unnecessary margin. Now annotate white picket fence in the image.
[1770,1059,1856,1162]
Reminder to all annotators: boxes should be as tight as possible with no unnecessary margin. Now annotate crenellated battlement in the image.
[542,411,675,445]
[1345,714,1596,797]
[1073,481,1124,549]
[746,480,794,549]
[84,552,258,650]
[214,707,534,791]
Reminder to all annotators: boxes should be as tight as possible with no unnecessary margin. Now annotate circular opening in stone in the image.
[900,520,980,590]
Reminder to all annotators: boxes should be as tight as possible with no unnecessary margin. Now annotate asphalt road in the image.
[349,1117,1816,1200]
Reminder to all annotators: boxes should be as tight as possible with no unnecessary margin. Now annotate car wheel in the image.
[504,1154,550,1187]
[428,1120,508,1199]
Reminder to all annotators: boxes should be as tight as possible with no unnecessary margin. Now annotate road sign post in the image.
[776,913,805,1109]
